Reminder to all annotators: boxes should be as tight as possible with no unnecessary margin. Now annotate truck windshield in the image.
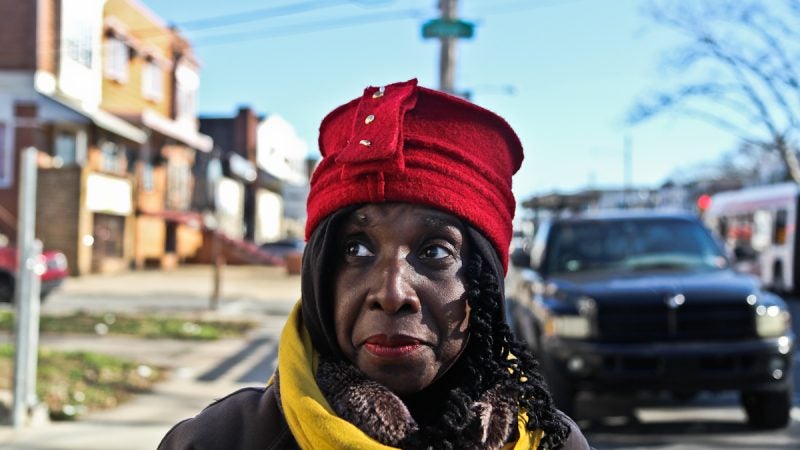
[546,218,728,275]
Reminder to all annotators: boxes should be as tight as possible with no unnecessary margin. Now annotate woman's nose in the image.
[367,256,421,314]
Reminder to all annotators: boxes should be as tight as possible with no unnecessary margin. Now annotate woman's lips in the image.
[363,334,423,358]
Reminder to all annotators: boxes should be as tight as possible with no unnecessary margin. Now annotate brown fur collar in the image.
[315,358,518,449]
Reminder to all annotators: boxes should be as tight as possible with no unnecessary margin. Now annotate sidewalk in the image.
[0,265,300,450]
[39,264,301,317]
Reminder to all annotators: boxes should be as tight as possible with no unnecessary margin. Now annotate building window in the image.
[64,18,93,68]
[166,161,191,211]
[104,37,129,83]
[175,63,199,123]
[100,140,127,174]
[54,131,77,166]
[142,60,163,102]
[0,123,10,188]
[142,162,155,192]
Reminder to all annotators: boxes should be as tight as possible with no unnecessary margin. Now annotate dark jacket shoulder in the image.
[559,410,594,450]
[158,385,298,450]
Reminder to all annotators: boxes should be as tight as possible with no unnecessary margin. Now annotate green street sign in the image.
[422,18,475,39]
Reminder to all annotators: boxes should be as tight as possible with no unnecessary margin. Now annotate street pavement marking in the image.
[234,340,279,383]
[225,341,278,386]
[197,336,272,382]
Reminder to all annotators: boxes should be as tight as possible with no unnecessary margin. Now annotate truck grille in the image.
[596,302,756,342]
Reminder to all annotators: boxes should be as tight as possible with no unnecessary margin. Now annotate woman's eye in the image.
[420,245,451,260]
[345,242,373,257]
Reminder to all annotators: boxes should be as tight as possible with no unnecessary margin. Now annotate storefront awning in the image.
[93,108,148,144]
[39,92,148,144]
[142,109,213,152]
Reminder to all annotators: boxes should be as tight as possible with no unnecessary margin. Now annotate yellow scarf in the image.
[277,301,543,449]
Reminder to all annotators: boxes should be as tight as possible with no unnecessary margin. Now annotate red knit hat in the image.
[306,79,523,271]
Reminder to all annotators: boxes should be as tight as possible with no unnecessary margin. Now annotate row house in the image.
[102,0,210,270]
[255,113,310,240]
[198,107,310,253]
[0,0,210,275]
[198,107,263,245]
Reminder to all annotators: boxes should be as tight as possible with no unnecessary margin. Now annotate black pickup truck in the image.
[505,211,795,429]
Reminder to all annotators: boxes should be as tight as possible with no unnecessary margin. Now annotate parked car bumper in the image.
[541,335,795,393]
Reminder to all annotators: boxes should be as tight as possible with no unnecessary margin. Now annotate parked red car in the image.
[0,246,69,302]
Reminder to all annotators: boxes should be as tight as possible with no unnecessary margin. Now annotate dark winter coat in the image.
[158,380,592,450]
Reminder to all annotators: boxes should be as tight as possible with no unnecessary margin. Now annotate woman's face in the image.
[333,203,470,395]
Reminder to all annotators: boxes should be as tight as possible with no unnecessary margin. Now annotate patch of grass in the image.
[0,311,257,340]
[0,344,165,420]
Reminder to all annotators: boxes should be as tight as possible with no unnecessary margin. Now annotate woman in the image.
[159,79,590,449]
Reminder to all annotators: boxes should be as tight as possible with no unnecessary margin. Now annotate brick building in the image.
[199,107,310,245]
[0,0,210,274]
[201,107,271,243]
[0,0,146,275]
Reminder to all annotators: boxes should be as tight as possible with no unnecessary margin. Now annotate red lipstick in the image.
[363,334,422,358]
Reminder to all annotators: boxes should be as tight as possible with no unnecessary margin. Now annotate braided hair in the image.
[401,251,570,450]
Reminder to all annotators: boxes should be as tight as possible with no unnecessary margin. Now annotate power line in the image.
[183,0,588,48]
[190,8,425,47]
[143,0,346,34]
[135,0,404,37]
[0,3,423,59]
[469,0,589,16]
[0,1,585,60]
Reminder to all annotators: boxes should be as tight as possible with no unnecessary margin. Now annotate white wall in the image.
[256,114,308,184]
[58,0,106,108]
[254,189,283,243]
[215,177,244,239]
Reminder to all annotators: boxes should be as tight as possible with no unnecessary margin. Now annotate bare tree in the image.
[629,0,800,183]
[666,142,783,185]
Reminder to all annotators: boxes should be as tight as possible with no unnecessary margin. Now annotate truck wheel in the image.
[741,387,792,429]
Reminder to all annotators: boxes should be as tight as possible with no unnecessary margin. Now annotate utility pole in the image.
[12,147,44,428]
[439,0,457,94]
[422,0,474,95]
[206,154,223,310]
[623,135,632,208]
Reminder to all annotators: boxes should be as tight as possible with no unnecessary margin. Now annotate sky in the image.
[141,0,740,202]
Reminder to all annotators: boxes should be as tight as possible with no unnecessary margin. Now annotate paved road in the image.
[581,391,800,449]
[1,265,799,449]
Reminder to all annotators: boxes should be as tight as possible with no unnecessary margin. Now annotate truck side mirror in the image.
[510,247,531,268]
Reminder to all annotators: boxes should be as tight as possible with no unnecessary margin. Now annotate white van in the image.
[705,182,800,292]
